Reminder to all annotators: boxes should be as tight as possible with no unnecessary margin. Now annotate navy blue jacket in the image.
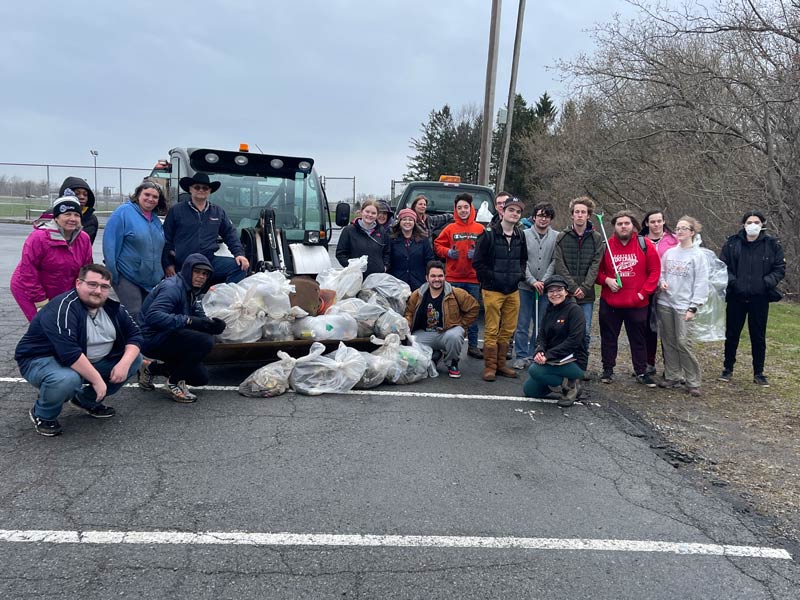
[15,290,142,373]
[163,199,244,269]
[388,235,435,291]
[140,254,212,352]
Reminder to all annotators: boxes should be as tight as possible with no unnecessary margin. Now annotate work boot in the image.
[496,342,517,378]
[482,345,497,381]
[467,346,483,359]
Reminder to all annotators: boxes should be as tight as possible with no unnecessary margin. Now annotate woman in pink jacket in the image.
[10,194,93,321]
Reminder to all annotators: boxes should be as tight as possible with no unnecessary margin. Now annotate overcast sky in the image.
[0,0,636,201]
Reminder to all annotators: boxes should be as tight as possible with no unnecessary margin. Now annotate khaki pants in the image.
[482,290,520,347]
[657,304,702,387]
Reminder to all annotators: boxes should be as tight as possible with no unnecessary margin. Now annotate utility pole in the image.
[497,0,526,193]
[478,0,502,187]
[89,149,99,197]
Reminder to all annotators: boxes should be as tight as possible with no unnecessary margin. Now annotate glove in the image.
[209,317,227,335]
[447,248,459,259]
[187,316,222,335]
[467,248,475,259]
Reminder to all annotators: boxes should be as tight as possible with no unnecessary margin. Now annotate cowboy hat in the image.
[179,172,221,193]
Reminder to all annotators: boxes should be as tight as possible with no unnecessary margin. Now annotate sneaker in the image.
[29,408,62,437]
[636,373,657,388]
[558,379,579,407]
[646,364,657,376]
[467,346,483,359]
[718,370,733,382]
[138,361,156,391]
[510,358,527,370]
[658,378,682,389]
[753,374,770,387]
[168,380,197,403]
[69,398,116,418]
[600,369,614,384]
[688,387,702,397]
[448,361,461,378]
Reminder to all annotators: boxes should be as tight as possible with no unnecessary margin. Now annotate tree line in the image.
[405,0,798,294]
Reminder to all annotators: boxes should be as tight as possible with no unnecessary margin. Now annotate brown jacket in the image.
[404,282,480,332]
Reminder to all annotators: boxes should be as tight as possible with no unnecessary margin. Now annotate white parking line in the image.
[0,529,790,560]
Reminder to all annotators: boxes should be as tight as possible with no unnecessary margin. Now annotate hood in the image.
[416,281,453,297]
[454,205,476,226]
[179,253,214,291]
[59,176,96,210]
[37,218,83,241]
[377,199,394,217]
[737,228,767,244]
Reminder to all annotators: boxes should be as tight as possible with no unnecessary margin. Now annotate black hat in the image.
[179,172,221,193]
[52,192,82,216]
[543,275,570,291]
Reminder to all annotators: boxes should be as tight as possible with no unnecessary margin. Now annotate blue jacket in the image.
[140,253,212,352]
[103,200,165,291]
[163,199,244,269]
[15,290,142,373]
[388,235,435,291]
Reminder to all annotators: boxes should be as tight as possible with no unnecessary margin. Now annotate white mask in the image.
[744,223,762,237]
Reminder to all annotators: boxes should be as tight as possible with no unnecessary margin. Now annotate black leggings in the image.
[145,329,214,386]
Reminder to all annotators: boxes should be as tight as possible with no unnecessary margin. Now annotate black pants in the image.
[145,329,214,386]
[599,299,649,375]
[724,296,769,375]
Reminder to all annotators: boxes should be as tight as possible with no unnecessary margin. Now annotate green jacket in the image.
[553,223,605,304]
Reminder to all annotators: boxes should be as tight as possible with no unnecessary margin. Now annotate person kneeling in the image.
[138,254,226,403]
[15,264,143,436]
[404,261,480,378]
[523,275,588,407]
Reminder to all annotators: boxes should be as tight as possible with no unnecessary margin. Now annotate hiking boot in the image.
[448,361,461,378]
[753,374,770,387]
[168,380,197,403]
[138,361,156,391]
[636,373,657,388]
[688,387,702,397]
[482,345,497,382]
[558,379,579,407]
[467,346,483,359]
[496,342,517,378]
[658,378,682,388]
[29,408,62,437]
[718,370,733,382]
[600,369,614,384]
[645,364,657,376]
[69,398,116,418]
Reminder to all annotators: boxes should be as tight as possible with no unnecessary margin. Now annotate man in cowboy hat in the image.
[162,172,250,284]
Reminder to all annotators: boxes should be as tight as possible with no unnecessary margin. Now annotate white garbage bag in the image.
[476,200,493,223]
[325,297,386,337]
[203,283,266,343]
[292,314,359,340]
[238,351,297,398]
[371,333,436,384]
[354,352,394,389]
[238,271,294,320]
[374,309,410,340]
[289,342,367,395]
[360,273,411,314]
[316,256,368,300]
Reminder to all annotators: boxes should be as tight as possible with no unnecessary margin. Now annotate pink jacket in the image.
[10,223,93,321]
[651,231,678,258]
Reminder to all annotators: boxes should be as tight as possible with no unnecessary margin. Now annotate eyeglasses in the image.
[80,280,112,291]
[546,287,566,294]
[674,226,693,232]
[191,185,211,191]
[535,214,551,219]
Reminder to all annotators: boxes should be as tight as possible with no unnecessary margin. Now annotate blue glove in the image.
[447,248,459,259]
[467,248,475,259]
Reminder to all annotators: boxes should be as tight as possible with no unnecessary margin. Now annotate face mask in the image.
[744,223,762,237]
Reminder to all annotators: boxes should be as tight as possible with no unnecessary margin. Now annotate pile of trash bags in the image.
[203,256,413,344]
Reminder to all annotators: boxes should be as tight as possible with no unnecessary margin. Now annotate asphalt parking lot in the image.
[0,224,796,599]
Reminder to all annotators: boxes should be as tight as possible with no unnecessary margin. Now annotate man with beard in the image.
[405,261,480,378]
[596,210,661,386]
[15,264,143,436]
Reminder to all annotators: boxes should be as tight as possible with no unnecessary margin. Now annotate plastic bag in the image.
[354,352,394,389]
[476,200,493,224]
[316,256,368,300]
[262,319,294,342]
[238,351,296,398]
[374,309,410,340]
[692,244,728,342]
[326,297,386,337]
[371,333,436,384]
[238,271,294,320]
[292,314,358,340]
[289,342,367,395]
[360,273,411,314]
[203,283,266,343]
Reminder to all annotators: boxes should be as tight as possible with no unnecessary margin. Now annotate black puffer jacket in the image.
[59,176,98,244]
[335,219,390,277]
[720,230,785,300]
[534,297,588,371]
[472,222,527,294]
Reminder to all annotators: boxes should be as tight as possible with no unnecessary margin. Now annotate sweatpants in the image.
[144,329,214,385]
[482,290,520,347]
[657,304,701,387]
[411,326,465,365]
[599,299,649,375]
[724,296,769,375]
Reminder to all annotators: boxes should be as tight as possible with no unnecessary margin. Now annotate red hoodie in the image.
[596,235,661,308]
[434,206,484,283]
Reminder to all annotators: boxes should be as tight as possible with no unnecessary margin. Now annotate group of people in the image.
[12,173,248,436]
[9,173,787,436]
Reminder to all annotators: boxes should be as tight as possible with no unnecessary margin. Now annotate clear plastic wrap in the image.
[238,351,297,398]
[289,342,367,395]
[325,297,386,337]
[202,283,266,343]
[360,273,412,314]
[316,256,368,300]
[353,352,394,389]
[292,314,359,340]
[374,309,410,340]
[692,245,729,342]
[370,333,436,384]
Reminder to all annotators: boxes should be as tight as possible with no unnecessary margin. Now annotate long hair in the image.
[390,219,428,241]
[641,208,673,237]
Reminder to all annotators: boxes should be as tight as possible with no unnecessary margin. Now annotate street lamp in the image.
[89,149,99,197]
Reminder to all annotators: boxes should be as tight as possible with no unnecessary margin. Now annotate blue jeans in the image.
[211,255,247,284]
[449,282,481,348]
[580,302,594,351]
[513,288,550,360]
[21,354,142,420]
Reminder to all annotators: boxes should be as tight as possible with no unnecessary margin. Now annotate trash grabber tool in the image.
[596,212,622,289]
[534,289,540,341]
